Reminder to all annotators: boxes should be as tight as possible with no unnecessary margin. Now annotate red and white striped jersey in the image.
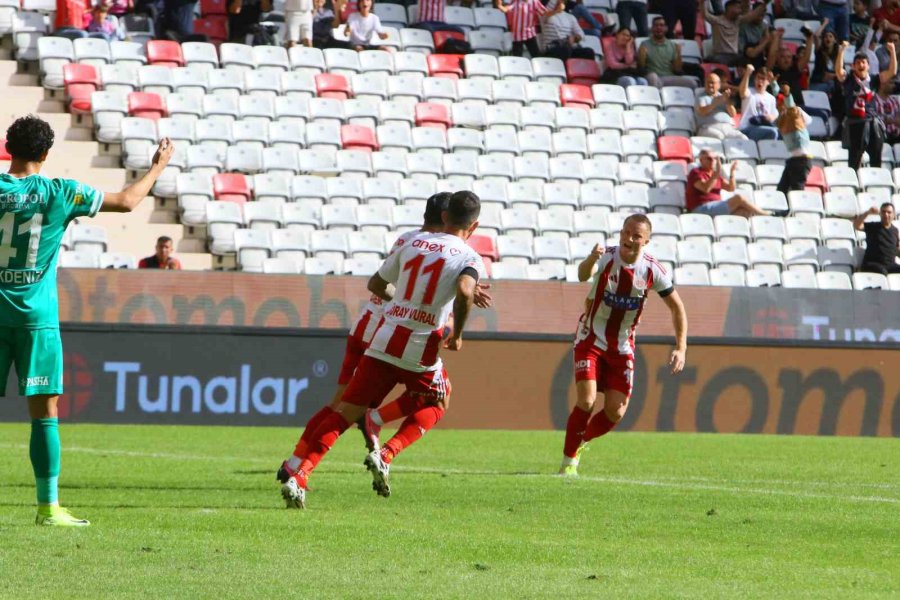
[367,230,486,372]
[575,246,674,356]
[416,0,445,23]
[504,0,546,42]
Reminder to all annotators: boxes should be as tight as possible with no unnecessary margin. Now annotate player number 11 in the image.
[402,255,445,305]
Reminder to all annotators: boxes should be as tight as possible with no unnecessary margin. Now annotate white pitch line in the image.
[1,443,897,505]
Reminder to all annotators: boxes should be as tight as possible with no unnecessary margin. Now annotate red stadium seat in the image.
[559,83,594,110]
[427,54,464,79]
[432,30,465,52]
[200,0,228,15]
[414,102,451,129]
[468,234,499,262]
[315,73,351,99]
[565,58,600,86]
[805,165,827,193]
[701,63,730,80]
[657,136,693,163]
[147,40,185,67]
[213,173,251,203]
[63,63,99,115]
[194,17,228,45]
[128,92,167,120]
[0,140,11,162]
[341,124,378,151]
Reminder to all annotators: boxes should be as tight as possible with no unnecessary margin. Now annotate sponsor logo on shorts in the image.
[574,359,592,370]
[21,376,49,387]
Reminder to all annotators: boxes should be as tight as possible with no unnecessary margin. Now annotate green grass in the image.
[0,424,897,599]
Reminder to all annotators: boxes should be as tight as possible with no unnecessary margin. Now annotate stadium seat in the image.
[458,78,493,104]
[565,58,600,86]
[591,83,628,108]
[146,40,184,67]
[781,270,818,289]
[674,264,711,286]
[525,81,561,108]
[316,73,351,99]
[127,92,166,120]
[102,65,139,97]
[427,54,465,79]
[63,63,99,114]
[341,124,378,152]
[559,84,594,110]
[679,213,715,241]
[744,267,781,287]
[815,271,852,290]
[213,173,251,203]
[532,57,567,84]
[451,102,486,129]
[490,261,528,279]
[415,102,451,129]
[709,268,746,287]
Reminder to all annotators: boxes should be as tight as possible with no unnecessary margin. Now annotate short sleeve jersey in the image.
[686,167,723,211]
[366,231,486,372]
[575,247,674,356]
[0,174,103,328]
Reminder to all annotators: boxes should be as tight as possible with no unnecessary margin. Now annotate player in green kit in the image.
[0,116,173,526]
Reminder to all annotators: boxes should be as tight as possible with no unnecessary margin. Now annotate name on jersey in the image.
[386,304,438,326]
[602,290,642,311]
[411,239,446,253]
[0,269,45,284]
[21,376,49,387]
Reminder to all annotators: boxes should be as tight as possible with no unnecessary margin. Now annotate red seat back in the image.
[128,92,167,120]
[63,63,99,114]
[0,140,11,162]
[468,234,499,262]
[414,102,451,129]
[341,124,378,151]
[147,40,185,67]
[559,83,594,109]
[315,72,351,99]
[701,63,730,80]
[213,173,251,203]
[432,30,465,52]
[200,0,228,16]
[806,165,827,192]
[565,58,600,86]
[657,135,693,163]
[194,17,228,44]
[427,54,464,79]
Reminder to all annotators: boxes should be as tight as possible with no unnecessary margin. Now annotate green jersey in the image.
[0,174,103,329]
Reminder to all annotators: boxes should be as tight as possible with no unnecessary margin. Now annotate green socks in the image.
[29,418,60,505]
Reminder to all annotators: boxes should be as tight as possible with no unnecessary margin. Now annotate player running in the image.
[559,213,687,477]
[281,191,485,509]
[0,116,173,526]
[275,193,491,485]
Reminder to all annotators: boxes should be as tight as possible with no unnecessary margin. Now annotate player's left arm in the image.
[101,139,173,212]
[367,272,395,302]
[661,290,687,374]
[444,272,477,351]
[473,282,492,309]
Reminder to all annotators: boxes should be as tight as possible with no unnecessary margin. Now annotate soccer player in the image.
[0,116,173,526]
[559,214,687,476]
[281,191,485,509]
[275,193,491,484]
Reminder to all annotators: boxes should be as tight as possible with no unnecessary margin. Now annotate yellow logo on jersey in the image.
[73,193,84,206]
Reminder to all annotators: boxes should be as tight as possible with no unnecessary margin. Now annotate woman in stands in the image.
[345,0,390,51]
[602,27,648,87]
[809,23,843,115]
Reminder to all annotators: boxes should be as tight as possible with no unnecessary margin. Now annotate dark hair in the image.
[156,236,173,245]
[624,213,652,232]
[5,115,54,162]
[881,202,895,210]
[445,191,480,228]
[652,16,666,26]
[754,66,770,79]
[615,26,633,36]
[423,192,452,227]
[853,52,869,62]
[724,0,741,8]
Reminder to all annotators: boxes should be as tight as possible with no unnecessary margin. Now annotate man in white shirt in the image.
[738,64,780,141]
[284,0,313,47]
[540,0,595,60]
[344,0,389,51]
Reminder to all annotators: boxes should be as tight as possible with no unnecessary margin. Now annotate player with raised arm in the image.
[0,116,173,526]
[281,191,485,509]
[559,214,687,477]
[275,193,491,484]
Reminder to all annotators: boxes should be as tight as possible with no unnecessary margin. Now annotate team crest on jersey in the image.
[633,275,647,291]
[450,247,460,256]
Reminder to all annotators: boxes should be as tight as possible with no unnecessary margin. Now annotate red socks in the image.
[377,392,419,425]
[382,405,445,464]
[293,406,334,459]
[298,411,351,482]
[583,410,618,442]
[563,406,591,458]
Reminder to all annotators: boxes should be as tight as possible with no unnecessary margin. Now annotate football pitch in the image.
[0,424,897,599]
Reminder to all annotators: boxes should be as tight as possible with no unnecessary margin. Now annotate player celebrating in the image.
[281,191,485,509]
[275,193,491,484]
[559,214,687,476]
[0,116,173,525]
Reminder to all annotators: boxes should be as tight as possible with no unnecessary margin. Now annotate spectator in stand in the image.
[776,99,813,194]
[638,17,698,88]
[810,23,840,94]
[767,27,813,107]
[779,0,817,20]
[139,237,182,270]
[106,0,134,17]
[163,0,197,38]
[660,0,697,42]
[835,39,895,169]
[695,72,747,139]
[853,203,900,275]
[86,2,124,40]
[494,0,547,58]
[850,0,872,46]
[876,30,900,85]
[565,0,602,38]
[541,0,595,61]
[874,0,900,33]
[738,64,781,140]
[687,150,773,217]
[874,80,900,143]
[229,0,272,43]
[701,0,768,66]
[602,27,648,87]
[412,0,466,34]
[285,0,314,47]
[817,0,849,41]
[616,0,648,37]
[739,2,772,68]
[345,0,389,51]
[312,0,342,48]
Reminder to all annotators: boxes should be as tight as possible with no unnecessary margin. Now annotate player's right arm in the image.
[662,290,687,374]
[444,272,477,351]
[367,272,395,302]
[577,243,604,282]
[100,139,173,212]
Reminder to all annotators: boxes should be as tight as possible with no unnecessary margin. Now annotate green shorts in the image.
[0,326,63,397]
